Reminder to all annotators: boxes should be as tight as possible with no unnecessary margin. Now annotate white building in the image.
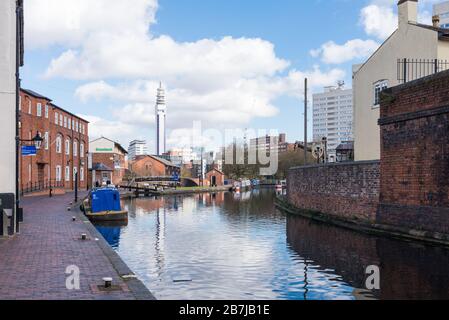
[313,83,353,162]
[434,1,449,28]
[353,0,449,161]
[128,140,148,161]
[155,82,167,156]
[1,0,23,236]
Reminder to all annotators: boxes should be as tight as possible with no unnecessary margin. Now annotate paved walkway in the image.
[0,192,154,300]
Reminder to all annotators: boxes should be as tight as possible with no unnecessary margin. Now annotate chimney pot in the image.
[433,15,440,28]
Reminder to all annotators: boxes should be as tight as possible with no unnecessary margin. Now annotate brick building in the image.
[19,89,89,194]
[89,137,128,186]
[205,169,225,187]
[129,155,180,178]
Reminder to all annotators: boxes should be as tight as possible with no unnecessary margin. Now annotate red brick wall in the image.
[378,70,449,233]
[91,152,126,185]
[205,170,225,186]
[287,161,380,223]
[129,156,168,177]
[19,90,89,193]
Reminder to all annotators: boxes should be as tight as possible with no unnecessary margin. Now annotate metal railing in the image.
[21,180,65,196]
[397,58,449,84]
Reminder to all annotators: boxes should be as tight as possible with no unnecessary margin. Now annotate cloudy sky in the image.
[22,0,440,152]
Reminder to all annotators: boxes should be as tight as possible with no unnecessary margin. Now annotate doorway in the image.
[37,164,45,189]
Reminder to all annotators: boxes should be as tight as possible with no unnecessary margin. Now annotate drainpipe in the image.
[15,0,23,230]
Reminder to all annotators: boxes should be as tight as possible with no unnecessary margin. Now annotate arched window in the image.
[56,136,62,154]
[80,142,84,158]
[65,139,71,155]
[74,140,78,157]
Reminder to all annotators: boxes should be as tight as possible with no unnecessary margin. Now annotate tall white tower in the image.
[155,82,167,155]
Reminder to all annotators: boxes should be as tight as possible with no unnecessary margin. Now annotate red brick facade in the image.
[378,70,449,234]
[90,151,127,186]
[205,169,225,187]
[129,155,180,178]
[19,89,89,193]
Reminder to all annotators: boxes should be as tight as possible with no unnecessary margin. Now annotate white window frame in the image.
[64,116,67,128]
[80,167,84,182]
[28,100,32,114]
[55,112,59,125]
[68,118,71,130]
[37,103,42,117]
[56,136,62,154]
[373,80,388,108]
[59,114,63,127]
[45,105,49,118]
[65,166,71,182]
[44,132,49,150]
[65,139,70,155]
[74,141,78,157]
[19,95,22,111]
[80,143,84,158]
[56,166,62,182]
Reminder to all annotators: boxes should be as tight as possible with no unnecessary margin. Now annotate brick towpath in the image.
[0,192,155,300]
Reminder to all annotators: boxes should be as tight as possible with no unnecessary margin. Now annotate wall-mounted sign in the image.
[21,146,37,157]
[96,148,113,152]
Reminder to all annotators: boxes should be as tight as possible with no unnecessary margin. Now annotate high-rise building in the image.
[128,140,148,161]
[313,83,353,162]
[434,1,449,28]
[249,133,292,155]
[155,82,167,156]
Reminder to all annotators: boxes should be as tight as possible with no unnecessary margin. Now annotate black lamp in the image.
[32,132,44,150]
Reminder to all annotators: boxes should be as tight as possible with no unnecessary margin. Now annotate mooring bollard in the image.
[81,233,87,240]
[72,216,76,222]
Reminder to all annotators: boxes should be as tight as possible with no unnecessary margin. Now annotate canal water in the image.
[95,189,449,300]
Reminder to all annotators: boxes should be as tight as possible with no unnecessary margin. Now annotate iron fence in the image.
[21,180,65,196]
[397,58,449,84]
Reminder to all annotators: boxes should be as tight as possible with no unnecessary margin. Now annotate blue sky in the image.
[22,0,439,152]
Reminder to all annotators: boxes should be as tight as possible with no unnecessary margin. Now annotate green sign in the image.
[96,148,113,152]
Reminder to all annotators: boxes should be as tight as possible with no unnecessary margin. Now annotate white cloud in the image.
[310,39,380,64]
[360,4,397,40]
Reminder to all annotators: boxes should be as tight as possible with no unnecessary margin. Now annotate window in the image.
[64,116,67,128]
[37,103,42,117]
[80,167,84,182]
[68,118,71,130]
[56,136,62,153]
[44,132,49,150]
[74,141,78,157]
[75,121,78,132]
[19,96,22,111]
[80,143,84,157]
[28,100,32,114]
[56,166,62,182]
[59,114,63,127]
[65,139,70,155]
[55,112,59,125]
[73,167,78,182]
[374,80,388,106]
[45,105,49,118]
[72,120,75,131]
[65,166,70,182]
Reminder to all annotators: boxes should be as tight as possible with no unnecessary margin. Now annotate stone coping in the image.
[289,160,380,171]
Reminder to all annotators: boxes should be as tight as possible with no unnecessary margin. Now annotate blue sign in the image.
[21,146,37,156]
[172,173,180,182]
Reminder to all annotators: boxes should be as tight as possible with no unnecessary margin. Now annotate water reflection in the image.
[94,190,449,300]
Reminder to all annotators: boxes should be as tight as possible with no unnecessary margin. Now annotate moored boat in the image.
[81,187,128,222]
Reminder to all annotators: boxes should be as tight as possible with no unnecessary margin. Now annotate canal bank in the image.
[0,192,155,300]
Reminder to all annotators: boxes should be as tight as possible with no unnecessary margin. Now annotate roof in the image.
[206,168,225,175]
[21,88,90,124]
[354,22,449,77]
[90,137,128,154]
[134,155,180,168]
[150,155,180,168]
[91,163,113,172]
[21,88,51,101]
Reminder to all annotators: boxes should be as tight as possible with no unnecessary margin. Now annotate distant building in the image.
[163,148,199,165]
[129,155,180,178]
[313,83,353,162]
[434,1,449,28]
[89,137,128,186]
[155,82,167,156]
[353,0,449,161]
[249,133,291,155]
[128,140,148,161]
[205,169,225,187]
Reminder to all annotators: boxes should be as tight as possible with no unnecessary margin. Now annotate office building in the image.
[128,140,148,161]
